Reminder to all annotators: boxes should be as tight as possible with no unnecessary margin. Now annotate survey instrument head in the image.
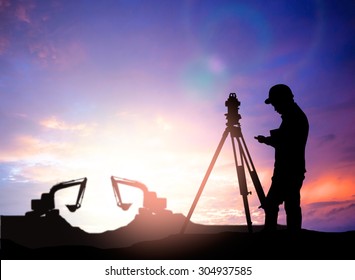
[225,93,241,127]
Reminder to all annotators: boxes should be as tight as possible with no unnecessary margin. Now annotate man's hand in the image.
[254,135,267,143]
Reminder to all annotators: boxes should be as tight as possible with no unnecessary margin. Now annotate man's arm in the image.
[255,128,281,147]
[254,135,274,146]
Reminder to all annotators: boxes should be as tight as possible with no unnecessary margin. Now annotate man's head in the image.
[265,84,294,114]
[265,84,294,104]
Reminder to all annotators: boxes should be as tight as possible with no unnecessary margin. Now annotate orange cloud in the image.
[302,174,355,204]
[40,116,92,133]
[0,135,70,161]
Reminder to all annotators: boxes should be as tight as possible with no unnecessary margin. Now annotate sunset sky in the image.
[0,0,354,233]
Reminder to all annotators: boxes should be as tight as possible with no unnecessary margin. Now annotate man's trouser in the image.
[264,174,305,231]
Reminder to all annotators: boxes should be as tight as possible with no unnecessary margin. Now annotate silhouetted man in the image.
[255,84,309,232]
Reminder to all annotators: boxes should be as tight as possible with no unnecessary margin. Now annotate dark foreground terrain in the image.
[1,213,354,260]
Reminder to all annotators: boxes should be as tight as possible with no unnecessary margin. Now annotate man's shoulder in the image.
[282,103,309,127]
[292,103,308,118]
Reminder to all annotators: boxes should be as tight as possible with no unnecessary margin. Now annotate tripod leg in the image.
[180,129,229,234]
[231,135,253,233]
[239,134,266,207]
[242,190,253,233]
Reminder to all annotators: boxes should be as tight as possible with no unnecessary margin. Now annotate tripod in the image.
[180,94,266,234]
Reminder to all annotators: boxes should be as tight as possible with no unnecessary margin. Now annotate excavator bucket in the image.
[66,204,79,212]
[118,203,132,211]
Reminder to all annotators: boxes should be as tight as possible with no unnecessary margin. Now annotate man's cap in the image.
[265,84,294,104]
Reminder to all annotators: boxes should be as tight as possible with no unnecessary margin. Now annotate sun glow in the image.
[8,112,220,232]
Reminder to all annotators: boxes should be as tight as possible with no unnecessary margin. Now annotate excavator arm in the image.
[110,176,167,215]
[64,177,88,212]
[111,176,132,211]
[28,177,87,217]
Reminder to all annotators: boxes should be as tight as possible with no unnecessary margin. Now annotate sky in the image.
[0,0,354,233]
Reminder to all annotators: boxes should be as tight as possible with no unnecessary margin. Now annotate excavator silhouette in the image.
[111,176,172,216]
[25,177,87,217]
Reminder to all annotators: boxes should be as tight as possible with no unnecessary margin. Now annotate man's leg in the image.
[263,178,283,231]
[284,177,304,232]
[263,204,279,231]
[285,199,301,231]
